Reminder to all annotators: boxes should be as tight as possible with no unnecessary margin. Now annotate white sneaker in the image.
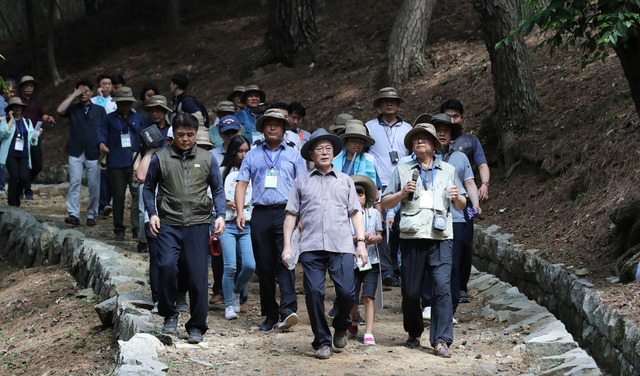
[452,317,458,325]
[232,292,241,313]
[276,312,299,330]
[422,307,431,321]
[225,306,238,320]
[151,302,158,313]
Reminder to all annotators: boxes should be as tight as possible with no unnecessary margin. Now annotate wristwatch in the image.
[356,238,366,243]
[482,181,490,187]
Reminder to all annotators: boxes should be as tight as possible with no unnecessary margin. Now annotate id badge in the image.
[14,138,24,152]
[120,133,132,148]
[419,188,434,209]
[265,170,278,188]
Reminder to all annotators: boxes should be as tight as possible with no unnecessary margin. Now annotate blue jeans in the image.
[219,222,255,307]
[66,154,100,219]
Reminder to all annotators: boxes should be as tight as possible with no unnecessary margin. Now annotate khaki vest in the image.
[156,145,214,227]
[397,160,455,240]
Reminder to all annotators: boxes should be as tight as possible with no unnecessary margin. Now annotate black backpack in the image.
[176,95,210,128]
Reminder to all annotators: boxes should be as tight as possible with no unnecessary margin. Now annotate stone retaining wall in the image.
[474,224,640,376]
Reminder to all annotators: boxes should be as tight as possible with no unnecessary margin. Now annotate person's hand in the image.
[97,87,104,96]
[236,212,246,232]
[474,206,482,216]
[401,180,416,198]
[149,215,161,236]
[365,233,376,245]
[99,143,110,155]
[43,115,55,123]
[282,247,295,268]
[387,215,395,229]
[8,110,14,120]
[478,184,489,202]
[226,201,236,210]
[447,185,459,200]
[212,217,225,237]
[72,87,84,98]
[356,243,368,266]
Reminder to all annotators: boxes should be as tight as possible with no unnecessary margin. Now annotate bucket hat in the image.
[373,87,405,108]
[214,101,236,114]
[111,87,137,103]
[19,75,39,88]
[339,120,375,147]
[144,95,172,112]
[300,128,343,162]
[404,123,443,152]
[4,97,29,113]
[350,175,377,208]
[196,129,214,149]
[255,108,290,132]
[226,86,246,101]
[241,85,266,103]
[429,113,462,140]
[329,113,353,134]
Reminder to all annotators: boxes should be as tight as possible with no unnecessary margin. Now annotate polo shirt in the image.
[63,102,106,160]
[365,115,412,187]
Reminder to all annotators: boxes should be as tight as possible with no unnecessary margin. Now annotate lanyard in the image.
[381,117,400,151]
[118,116,129,134]
[420,164,435,189]
[263,146,283,169]
[15,119,25,139]
[342,153,361,175]
[298,129,304,143]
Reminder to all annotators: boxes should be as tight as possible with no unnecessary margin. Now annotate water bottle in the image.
[356,258,364,268]
[445,177,454,199]
[285,254,296,270]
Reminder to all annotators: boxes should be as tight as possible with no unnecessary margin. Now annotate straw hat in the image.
[339,120,375,147]
[404,123,443,152]
[255,108,290,132]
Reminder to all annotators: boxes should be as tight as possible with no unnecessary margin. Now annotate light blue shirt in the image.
[365,116,412,187]
[436,150,474,223]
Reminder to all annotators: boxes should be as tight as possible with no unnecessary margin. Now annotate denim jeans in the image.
[66,153,100,219]
[219,222,255,307]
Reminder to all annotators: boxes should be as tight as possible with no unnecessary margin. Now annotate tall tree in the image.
[241,0,317,77]
[164,0,181,33]
[387,0,435,86]
[46,0,63,86]
[476,0,539,167]
[25,0,42,76]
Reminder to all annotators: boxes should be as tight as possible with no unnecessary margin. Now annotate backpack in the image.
[176,95,210,128]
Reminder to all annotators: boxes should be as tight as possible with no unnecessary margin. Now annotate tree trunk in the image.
[46,0,63,86]
[612,34,640,114]
[266,0,318,67]
[164,0,181,33]
[476,0,539,168]
[387,0,435,86]
[25,0,42,76]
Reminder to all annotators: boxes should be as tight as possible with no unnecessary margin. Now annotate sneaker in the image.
[162,315,178,335]
[209,294,223,305]
[434,342,452,357]
[356,313,366,326]
[64,215,80,226]
[187,328,203,344]
[151,302,158,314]
[327,305,337,319]
[347,324,358,338]
[232,292,241,313]
[176,293,188,312]
[259,318,277,332]
[460,290,471,303]
[103,205,113,217]
[333,330,348,348]
[453,317,459,325]
[422,307,431,321]
[405,336,421,349]
[225,306,238,320]
[25,194,34,202]
[276,312,299,330]
[86,218,97,227]
[364,334,376,346]
[315,345,332,359]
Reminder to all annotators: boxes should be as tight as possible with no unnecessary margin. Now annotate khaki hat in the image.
[226,86,246,101]
[193,112,205,127]
[4,97,29,113]
[339,119,375,148]
[196,128,214,149]
[300,128,343,162]
[256,108,290,132]
[404,123,443,152]
[373,87,405,108]
[19,75,39,88]
[241,84,266,103]
[214,101,236,114]
[111,86,137,103]
[329,113,353,134]
[351,175,377,208]
[144,95,172,112]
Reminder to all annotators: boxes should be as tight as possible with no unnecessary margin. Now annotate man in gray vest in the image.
[143,113,226,343]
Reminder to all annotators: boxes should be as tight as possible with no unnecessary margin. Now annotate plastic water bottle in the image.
[445,177,454,199]
[285,254,296,270]
[356,258,364,268]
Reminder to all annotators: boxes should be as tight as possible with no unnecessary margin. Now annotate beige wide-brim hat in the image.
[339,119,375,148]
[241,85,266,103]
[329,113,354,134]
[19,75,39,88]
[373,87,406,108]
[111,86,138,103]
[144,95,172,112]
[404,123,443,152]
[300,128,343,162]
[256,108,291,132]
[214,101,236,114]
[196,129,214,149]
[226,86,246,101]
[351,175,377,208]
[4,97,29,113]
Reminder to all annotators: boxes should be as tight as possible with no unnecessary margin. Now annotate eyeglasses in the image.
[314,146,333,153]
[411,136,431,143]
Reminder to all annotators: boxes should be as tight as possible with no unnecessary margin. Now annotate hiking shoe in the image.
[364,334,376,346]
[64,215,80,226]
[422,307,431,321]
[327,305,337,319]
[162,315,178,335]
[86,218,97,227]
[276,312,299,330]
[259,318,277,332]
[209,294,223,305]
[232,292,241,313]
[405,336,421,349]
[315,345,332,359]
[239,304,249,313]
[187,328,203,344]
[176,293,188,312]
[434,342,452,357]
[225,306,238,320]
[333,330,348,348]
[460,290,471,303]
[347,324,358,338]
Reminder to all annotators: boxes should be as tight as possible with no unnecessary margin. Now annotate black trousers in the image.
[6,157,30,207]
[157,223,210,334]
[459,201,475,292]
[27,143,42,192]
[250,205,297,322]
[300,251,354,349]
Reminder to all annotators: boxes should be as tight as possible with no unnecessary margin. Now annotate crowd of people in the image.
[0,74,490,359]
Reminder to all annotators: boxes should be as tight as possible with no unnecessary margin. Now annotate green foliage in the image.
[500,0,640,64]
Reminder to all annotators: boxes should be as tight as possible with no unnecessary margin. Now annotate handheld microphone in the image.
[408,169,420,200]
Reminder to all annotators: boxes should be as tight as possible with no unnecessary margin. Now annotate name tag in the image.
[419,188,434,209]
[120,133,131,148]
[265,170,278,188]
[14,138,24,152]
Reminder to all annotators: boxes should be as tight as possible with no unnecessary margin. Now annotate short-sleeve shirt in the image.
[449,133,487,167]
[365,115,412,187]
[286,168,362,254]
[237,140,307,206]
[350,207,382,263]
[437,150,473,223]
